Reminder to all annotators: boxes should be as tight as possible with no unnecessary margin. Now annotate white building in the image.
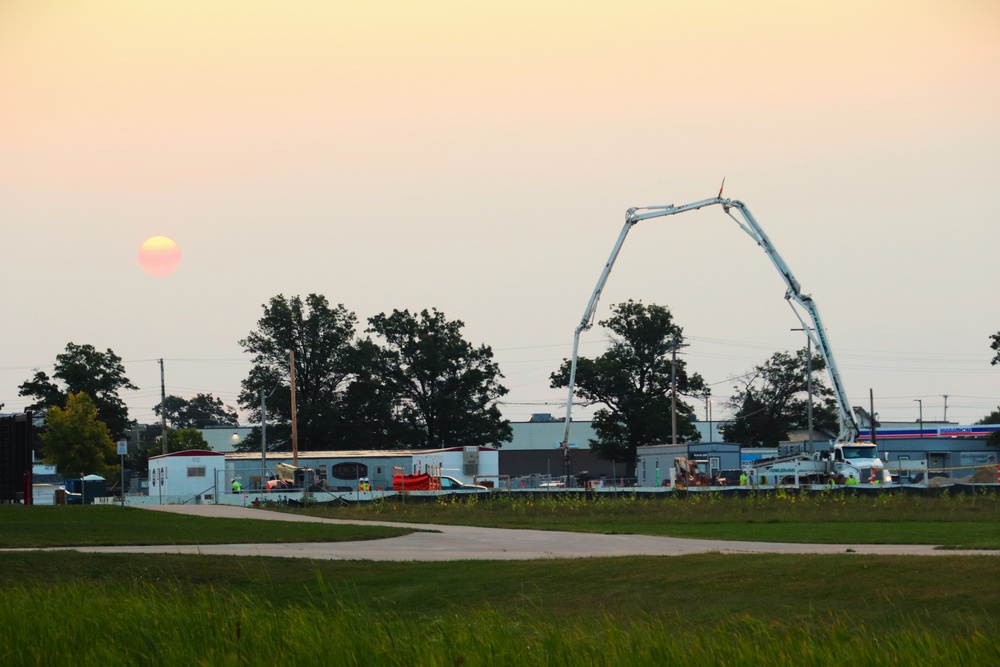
[148,449,225,500]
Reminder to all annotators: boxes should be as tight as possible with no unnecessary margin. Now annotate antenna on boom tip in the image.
[718,177,726,198]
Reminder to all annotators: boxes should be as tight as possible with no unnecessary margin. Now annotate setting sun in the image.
[138,236,182,276]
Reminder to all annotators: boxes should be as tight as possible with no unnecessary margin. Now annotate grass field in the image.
[0,504,413,548]
[287,487,1000,549]
[2,496,998,665]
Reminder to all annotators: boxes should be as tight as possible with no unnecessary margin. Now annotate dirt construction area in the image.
[58,504,1000,561]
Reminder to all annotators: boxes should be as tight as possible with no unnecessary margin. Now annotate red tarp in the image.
[392,473,441,491]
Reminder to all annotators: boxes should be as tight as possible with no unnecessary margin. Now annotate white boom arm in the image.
[560,195,859,453]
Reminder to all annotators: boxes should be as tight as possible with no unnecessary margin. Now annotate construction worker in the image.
[231,478,242,493]
[739,471,748,486]
[846,474,858,486]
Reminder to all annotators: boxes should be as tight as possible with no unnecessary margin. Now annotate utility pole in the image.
[703,396,713,443]
[669,337,689,446]
[289,349,299,467]
[914,399,923,438]
[159,358,168,455]
[792,328,814,453]
[869,389,877,445]
[943,394,949,422]
[261,389,267,488]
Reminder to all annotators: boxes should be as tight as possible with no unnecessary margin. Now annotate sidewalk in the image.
[56,503,1000,561]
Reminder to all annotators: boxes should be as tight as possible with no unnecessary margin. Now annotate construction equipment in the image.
[560,191,891,484]
[746,442,890,486]
[673,458,713,487]
[275,463,318,490]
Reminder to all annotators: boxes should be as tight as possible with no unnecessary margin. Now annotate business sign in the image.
[331,462,367,480]
[960,452,998,466]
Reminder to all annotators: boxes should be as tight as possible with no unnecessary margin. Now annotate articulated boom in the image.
[561,195,859,453]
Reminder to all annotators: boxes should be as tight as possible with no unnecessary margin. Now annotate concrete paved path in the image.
[50,503,1000,562]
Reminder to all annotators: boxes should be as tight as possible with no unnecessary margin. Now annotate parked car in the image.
[438,475,489,491]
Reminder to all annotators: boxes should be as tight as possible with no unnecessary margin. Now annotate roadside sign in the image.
[117,440,128,456]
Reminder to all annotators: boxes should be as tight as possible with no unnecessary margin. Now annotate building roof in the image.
[149,449,223,460]
[225,446,496,460]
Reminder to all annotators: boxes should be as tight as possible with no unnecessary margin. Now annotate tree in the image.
[550,300,706,466]
[992,332,1000,366]
[154,393,239,428]
[978,408,1000,425]
[977,408,1000,447]
[722,347,839,447]
[237,294,368,451]
[366,308,512,449]
[19,343,137,439]
[41,392,116,478]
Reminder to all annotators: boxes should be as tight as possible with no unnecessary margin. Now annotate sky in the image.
[2,1,999,430]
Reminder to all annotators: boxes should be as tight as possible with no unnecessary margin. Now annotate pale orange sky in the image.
[1,1,998,426]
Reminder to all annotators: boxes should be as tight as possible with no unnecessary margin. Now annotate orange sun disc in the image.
[138,236,182,277]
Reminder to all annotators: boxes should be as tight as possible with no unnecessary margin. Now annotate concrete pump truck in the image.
[559,187,892,486]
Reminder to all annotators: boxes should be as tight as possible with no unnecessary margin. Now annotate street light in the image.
[261,381,281,490]
[914,399,923,438]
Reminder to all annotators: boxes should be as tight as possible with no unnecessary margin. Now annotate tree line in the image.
[16,298,1000,478]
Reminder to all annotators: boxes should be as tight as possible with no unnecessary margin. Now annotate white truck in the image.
[560,188,893,485]
[749,442,890,486]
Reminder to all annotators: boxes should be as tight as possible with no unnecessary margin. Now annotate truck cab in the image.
[438,475,488,491]
[832,443,891,483]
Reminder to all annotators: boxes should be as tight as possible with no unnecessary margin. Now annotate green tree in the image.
[366,308,512,449]
[154,393,239,428]
[19,343,137,438]
[722,347,839,447]
[237,294,370,451]
[977,408,1000,447]
[41,392,116,478]
[991,332,1000,366]
[550,300,706,465]
[978,408,1000,425]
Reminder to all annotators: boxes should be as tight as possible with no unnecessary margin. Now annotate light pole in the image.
[261,381,281,491]
[914,399,923,438]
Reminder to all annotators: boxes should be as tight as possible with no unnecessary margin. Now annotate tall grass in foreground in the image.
[4,582,997,666]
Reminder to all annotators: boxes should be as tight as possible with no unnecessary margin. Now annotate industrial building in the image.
[197,414,999,488]
[226,445,498,493]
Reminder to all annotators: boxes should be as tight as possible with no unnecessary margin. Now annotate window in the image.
[187,466,206,478]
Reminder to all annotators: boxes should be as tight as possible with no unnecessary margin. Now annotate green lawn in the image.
[0,504,413,548]
[2,551,998,665]
[2,495,999,664]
